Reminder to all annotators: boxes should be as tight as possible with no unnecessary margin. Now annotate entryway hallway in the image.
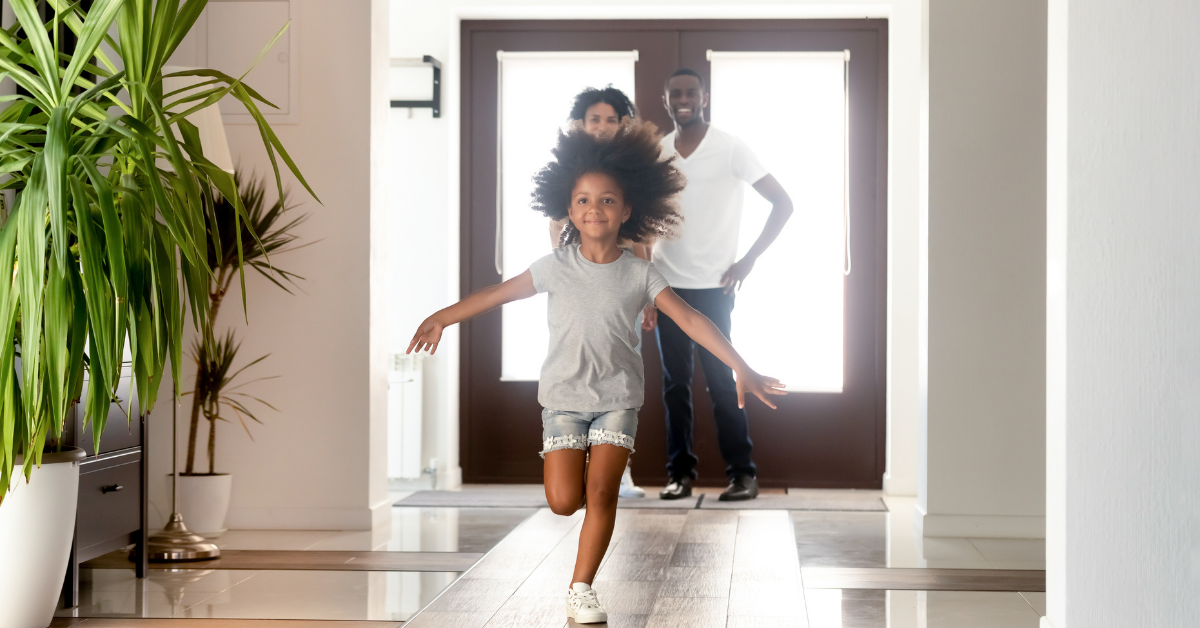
[55,488,1045,627]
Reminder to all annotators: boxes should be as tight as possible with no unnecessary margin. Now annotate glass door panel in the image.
[708,51,848,393]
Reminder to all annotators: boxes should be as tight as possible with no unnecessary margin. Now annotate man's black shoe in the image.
[719,475,759,501]
[659,476,693,500]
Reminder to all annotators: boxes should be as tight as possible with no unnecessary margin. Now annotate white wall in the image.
[1047,0,1200,624]
[917,0,1047,538]
[148,0,390,530]
[1045,0,1066,620]
[387,0,925,494]
[883,0,923,497]
[369,0,393,527]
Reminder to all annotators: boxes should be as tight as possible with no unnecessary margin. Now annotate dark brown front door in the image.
[461,19,888,489]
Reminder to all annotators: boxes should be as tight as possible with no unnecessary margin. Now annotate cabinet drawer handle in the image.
[100,484,124,494]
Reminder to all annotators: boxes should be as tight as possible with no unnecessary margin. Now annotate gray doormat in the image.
[393,485,701,509]
[698,489,888,511]
[617,495,700,509]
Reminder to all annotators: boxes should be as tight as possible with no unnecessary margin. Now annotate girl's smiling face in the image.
[569,172,631,243]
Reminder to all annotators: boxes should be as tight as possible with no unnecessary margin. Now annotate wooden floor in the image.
[404,508,1048,628]
[407,508,807,628]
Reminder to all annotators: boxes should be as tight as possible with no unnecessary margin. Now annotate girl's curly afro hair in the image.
[532,119,685,246]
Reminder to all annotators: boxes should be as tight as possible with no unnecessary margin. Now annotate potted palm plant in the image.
[0,2,316,628]
[177,171,308,537]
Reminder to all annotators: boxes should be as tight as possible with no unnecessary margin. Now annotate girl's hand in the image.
[735,368,787,409]
[407,316,446,355]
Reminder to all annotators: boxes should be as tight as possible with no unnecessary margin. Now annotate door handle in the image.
[101,484,124,494]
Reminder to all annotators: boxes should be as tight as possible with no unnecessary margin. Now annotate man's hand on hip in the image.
[720,258,756,294]
[642,304,658,331]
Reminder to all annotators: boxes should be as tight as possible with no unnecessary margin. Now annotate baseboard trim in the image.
[370,495,394,529]
[224,506,377,530]
[915,506,1045,539]
[883,472,917,496]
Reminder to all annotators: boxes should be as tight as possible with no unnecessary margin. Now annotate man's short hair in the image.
[664,68,706,92]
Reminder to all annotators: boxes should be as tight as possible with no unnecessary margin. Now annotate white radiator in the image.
[387,353,424,479]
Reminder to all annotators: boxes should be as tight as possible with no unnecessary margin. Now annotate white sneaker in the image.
[566,583,608,624]
[618,464,645,498]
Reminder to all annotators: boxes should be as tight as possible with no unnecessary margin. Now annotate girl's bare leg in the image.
[572,443,629,585]
[544,448,588,515]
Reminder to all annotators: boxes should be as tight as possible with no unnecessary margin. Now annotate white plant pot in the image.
[0,448,85,628]
[173,473,233,538]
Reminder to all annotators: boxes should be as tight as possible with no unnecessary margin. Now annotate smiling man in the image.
[648,68,794,501]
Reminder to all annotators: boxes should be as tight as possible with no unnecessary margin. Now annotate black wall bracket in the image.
[390,55,441,118]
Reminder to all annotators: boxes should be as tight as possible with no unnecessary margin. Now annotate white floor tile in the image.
[988,561,1048,570]
[304,528,392,551]
[1020,591,1047,615]
[214,529,339,550]
[81,568,256,594]
[917,537,993,569]
[61,589,219,618]
[969,538,1046,568]
[180,569,458,621]
[922,591,1042,626]
[852,590,1042,628]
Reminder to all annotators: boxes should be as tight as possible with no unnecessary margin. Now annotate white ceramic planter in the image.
[173,473,232,538]
[0,448,85,628]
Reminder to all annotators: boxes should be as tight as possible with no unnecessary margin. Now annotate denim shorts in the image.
[540,408,638,458]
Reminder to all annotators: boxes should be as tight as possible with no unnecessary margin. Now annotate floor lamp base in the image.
[145,513,222,562]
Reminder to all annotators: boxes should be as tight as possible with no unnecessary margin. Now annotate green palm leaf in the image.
[0,0,316,501]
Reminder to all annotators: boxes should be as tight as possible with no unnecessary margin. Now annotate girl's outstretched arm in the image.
[408,270,537,355]
[653,288,787,409]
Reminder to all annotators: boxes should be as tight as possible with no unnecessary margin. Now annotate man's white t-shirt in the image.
[654,126,769,289]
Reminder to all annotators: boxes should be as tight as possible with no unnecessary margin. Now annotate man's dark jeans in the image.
[655,287,756,481]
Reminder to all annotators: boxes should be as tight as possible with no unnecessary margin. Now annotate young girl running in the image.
[407,120,785,624]
[555,85,650,500]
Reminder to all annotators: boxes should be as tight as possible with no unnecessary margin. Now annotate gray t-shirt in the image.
[529,244,671,411]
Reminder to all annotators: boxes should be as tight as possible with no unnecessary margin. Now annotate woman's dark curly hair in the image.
[532,119,685,246]
[568,85,637,121]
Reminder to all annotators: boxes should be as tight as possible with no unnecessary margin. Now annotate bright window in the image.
[709,51,849,393]
[497,51,638,381]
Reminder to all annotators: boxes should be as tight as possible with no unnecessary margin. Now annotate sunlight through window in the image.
[709,51,849,393]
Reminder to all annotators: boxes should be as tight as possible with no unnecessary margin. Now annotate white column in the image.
[884,0,926,498]
[1048,0,1200,624]
[369,0,394,527]
[1044,0,1067,623]
[918,0,1048,539]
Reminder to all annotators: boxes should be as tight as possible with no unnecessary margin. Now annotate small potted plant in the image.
[176,171,308,536]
